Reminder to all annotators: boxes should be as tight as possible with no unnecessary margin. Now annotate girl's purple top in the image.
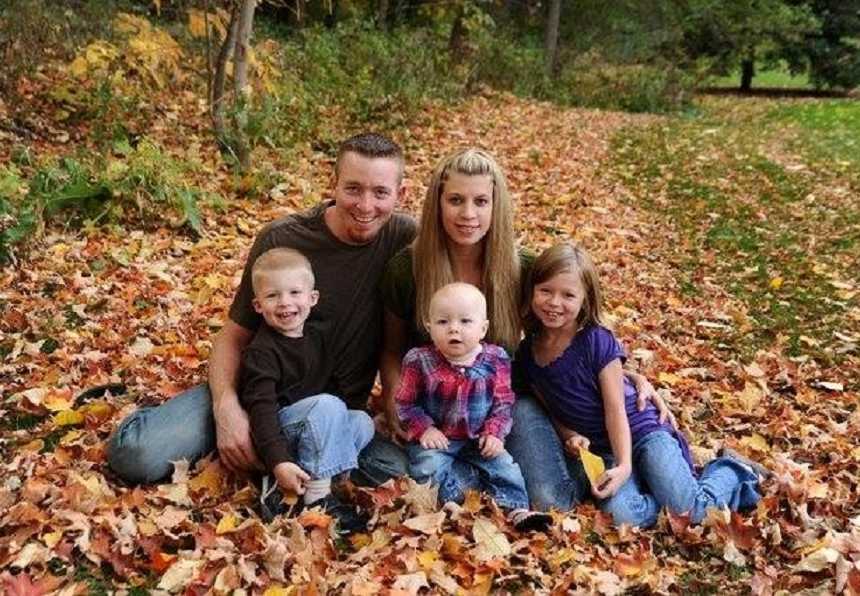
[517,324,693,471]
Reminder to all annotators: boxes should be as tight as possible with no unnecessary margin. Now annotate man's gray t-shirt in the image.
[229,201,417,409]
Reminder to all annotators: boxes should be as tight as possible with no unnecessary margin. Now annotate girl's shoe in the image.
[718,447,772,480]
[508,509,553,532]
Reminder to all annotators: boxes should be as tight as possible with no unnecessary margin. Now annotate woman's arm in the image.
[593,358,633,499]
[379,309,409,438]
[624,368,677,429]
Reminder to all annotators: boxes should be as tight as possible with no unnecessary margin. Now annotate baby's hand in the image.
[478,435,504,459]
[591,463,631,500]
[563,433,590,457]
[273,461,310,495]
[419,426,450,450]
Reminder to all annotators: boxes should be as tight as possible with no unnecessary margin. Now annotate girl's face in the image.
[439,173,493,248]
[531,270,586,332]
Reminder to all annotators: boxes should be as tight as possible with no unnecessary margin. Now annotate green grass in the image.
[610,97,858,366]
[709,63,811,89]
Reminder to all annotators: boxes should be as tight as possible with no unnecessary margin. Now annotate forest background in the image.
[1,0,859,593]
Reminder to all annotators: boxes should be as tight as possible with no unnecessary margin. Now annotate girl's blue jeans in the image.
[407,440,530,510]
[598,430,761,527]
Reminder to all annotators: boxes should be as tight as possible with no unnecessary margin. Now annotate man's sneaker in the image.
[718,447,772,480]
[259,475,289,523]
[306,493,370,534]
[508,508,553,532]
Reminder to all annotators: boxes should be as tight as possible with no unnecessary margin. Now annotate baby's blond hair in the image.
[428,282,488,321]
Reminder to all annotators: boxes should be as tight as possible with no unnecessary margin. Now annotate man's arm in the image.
[379,309,409,438]
[209,319,263,472]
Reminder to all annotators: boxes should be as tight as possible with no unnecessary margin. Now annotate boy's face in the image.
[253,267,319,337]
[426,288,489,361]
[327,152,405,245]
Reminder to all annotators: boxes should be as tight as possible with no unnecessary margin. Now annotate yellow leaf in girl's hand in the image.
[579,448,605,487]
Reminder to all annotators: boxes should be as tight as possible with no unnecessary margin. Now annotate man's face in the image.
[252,267,319,337]
[327,152,404,245]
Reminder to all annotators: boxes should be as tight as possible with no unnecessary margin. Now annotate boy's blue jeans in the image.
[276,394,373,478]
[108,384,400,484]
[597,430,761,527]
[407,440,530,510]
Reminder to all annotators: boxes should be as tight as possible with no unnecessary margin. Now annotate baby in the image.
[396,282,551,531]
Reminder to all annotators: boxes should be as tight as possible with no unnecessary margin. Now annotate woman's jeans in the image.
[407,440,530,510]
[276,394,373,479]
[598,430,761,527]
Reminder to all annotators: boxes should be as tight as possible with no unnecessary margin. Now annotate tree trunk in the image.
[740,53,755,92]
[448,5,468,63]
[212,5,239,148]
[377,0,389,30]
[232,0,257,170]
[544,0,561,76]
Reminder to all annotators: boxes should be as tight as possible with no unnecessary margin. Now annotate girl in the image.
[517,242,763,527]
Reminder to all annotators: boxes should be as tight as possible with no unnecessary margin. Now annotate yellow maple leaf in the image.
[658,372,682,386]
[263,587,294,596]
[579,447,606,487]
[417,550,439,571]
[769,277,784,290]
[216,513,238,534]
[739,433,769,453]
[54,409,85,427]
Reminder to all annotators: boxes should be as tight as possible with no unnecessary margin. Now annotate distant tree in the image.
[780,0,860,89]
[680,0,818,91]
[544,0,561,75]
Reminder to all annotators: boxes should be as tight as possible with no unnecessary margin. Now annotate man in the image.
[108,133,417,485]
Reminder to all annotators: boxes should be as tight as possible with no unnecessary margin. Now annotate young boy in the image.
[395,282,552,531]
[240,247,373,531]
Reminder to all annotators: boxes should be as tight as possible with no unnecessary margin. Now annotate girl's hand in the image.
[563,433,590,457]
[273,462,310,495]
[419,426,450,450]
[478,434,504,459]
[591,463,631,500]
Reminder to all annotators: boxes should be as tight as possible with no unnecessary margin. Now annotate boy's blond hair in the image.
[251,248,315,295]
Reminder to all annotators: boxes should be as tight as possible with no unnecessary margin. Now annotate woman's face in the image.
[439,173,493,248]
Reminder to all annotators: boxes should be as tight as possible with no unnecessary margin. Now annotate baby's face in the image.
[252,267,318,337]
[426,288,489,361]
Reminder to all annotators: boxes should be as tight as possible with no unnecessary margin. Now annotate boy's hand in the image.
[419,426,450,450]
[478,435,504,459]
[591,463,631,500]
[563,433,590,457]
[273,462,310,495]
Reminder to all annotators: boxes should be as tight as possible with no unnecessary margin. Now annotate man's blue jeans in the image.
[407,440,530,510]
[598,430,761,528]
[107,384,476,488]
[276,394,373,479]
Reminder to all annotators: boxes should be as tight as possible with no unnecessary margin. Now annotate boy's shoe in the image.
[259,475,289,523]
[508,509,553,532]
[718,447,772,480]
[306,493,370,534]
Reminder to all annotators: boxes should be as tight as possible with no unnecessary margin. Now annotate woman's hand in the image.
[591,463,631,500]
[478,434,504,459]
[419,426,450,450]
[563,432,590,457]
[273,461,310,495]
[630,372,678,430]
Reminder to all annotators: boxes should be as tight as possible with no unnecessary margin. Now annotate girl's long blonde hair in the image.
[413,148,521,352]
[521,242,607,334]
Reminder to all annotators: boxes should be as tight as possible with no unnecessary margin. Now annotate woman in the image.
[379,148,670,510]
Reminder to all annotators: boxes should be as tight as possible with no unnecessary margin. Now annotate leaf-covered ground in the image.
[2,71,859,594]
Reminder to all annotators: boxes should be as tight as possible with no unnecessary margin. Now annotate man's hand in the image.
[632,373,678,430]
[563,433,590,457]
[478,434,504,459]
[273,461,310,494]
[383,400,408,444]
[214,394,264,473]
[591,463,631,500]
[419,426,450,450]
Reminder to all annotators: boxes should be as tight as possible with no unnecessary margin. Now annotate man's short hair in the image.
[335,132,404,181]
[251,248,315,295]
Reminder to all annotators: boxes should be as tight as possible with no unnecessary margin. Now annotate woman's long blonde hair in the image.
[413,148,521,352]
